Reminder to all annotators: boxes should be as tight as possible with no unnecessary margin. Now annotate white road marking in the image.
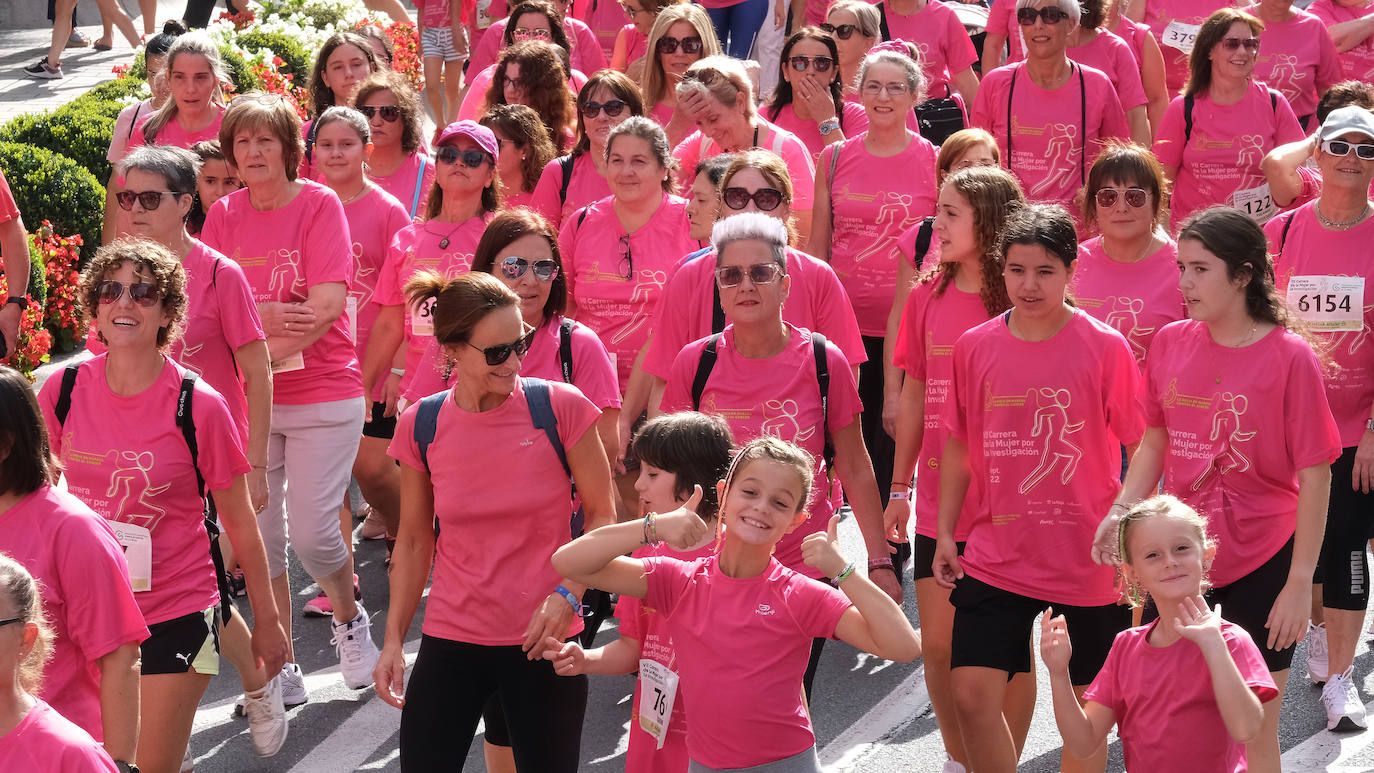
[819,663,931,771]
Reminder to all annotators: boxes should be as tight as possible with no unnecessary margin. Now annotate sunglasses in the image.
[436,146,491,168]
[115,190,182,211]
[1323,138,1374,160]
[581,98,628,119]
[820,22,860,40]
[1016,6,1071,25]
[789,55,834,73]
[468,324,535,365]
[656,35,704,55]
[722,186,784,211]
[1094,187,1149,209]
[1219,36,1260,53]
[97,280,161,307]
[358,104,401,122]
[715,262,782,288]
[513,27,552,40]
[501,256,561,282]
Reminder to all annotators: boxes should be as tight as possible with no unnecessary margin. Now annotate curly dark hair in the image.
[80,238,188,349]
[480,103,558,194]
[352,70,425,155]
[922,166,1022,316]
[486,41,577,152]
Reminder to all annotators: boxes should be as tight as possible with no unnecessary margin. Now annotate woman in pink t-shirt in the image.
[1067,7,1150,145]
[1151,8,1307,231]
[102,24,178,252]
[480,104,558,211]
[611,0,670,76]
[1243,1,1343,130]
[40,240,289,770]
[374,272,616,771]
[300,32,381,181]
[478,40,580,153]
[1105,0,1171,135]
[1094,207,1341,772]
[554,433,921,771]
[469,0,608,79]
[872,0,981,106]
[763,28,870,162]
[1127,0,1233,96]
[887,166,1025,772]
[1308,0,1374,83]
[934,204,1142,773]
[353,72,437,220]
[824,1,881,103]
[640,6,723,146]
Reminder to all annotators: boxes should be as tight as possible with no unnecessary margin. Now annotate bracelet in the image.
[554,584,583,614]
[834,561,858,584]
[390,367,406,377]
[642,513,661,545]
[888,490,911,501]
[868,557,896,572]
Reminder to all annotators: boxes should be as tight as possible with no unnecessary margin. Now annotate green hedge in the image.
[128,45,262,96]
[0,111,116,185]
[23,239,49,310]
[0,142,105,265]
[237,29,313,86]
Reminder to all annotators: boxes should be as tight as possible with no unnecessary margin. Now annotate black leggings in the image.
[1315,446,1374,611]
[858,335,895,498]
[399,635,587,771]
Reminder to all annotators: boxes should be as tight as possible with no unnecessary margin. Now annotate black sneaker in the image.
[22,59,62,79]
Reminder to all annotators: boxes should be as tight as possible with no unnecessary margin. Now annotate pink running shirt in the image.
[369,152,437,221]
[1243,5,1343,121]
[0,699,118,772]
[1309,0,1374,82]
[1071,237,1184,370]
[673,119,817,210]
[529,153,612,230]
[1068,29,1148,111]
[1136,0,1233,95]
[128,109,224,153]
[767,102,869,164]
[876,0,979,94]
[344,186,412,402]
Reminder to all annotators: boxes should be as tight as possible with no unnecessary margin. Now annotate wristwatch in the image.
[818,117,841,136]
[4,296,26,309]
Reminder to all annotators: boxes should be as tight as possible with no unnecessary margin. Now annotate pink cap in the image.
[434,120,499,159]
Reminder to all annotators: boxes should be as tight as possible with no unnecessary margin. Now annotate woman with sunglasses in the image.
[300,32,381,180]
[870,0,981,107]
[481,104,559,210]
[641,5,724,146]
[764,28,869,162]
[353,71,437,221]
[469,0,607,77]
[1066,0,1151,145]
[823,1,881,103]
[530,70,646,228]
[39,238,290,771]
[1151,8,1306,231]
[1262,80,1374,210]
[1126,0,1233,97]
[476,40,582,153]
[1242,0,1342,132]
[1264,106,1374,734]
[374,270,614,772]
[203,93,380,708]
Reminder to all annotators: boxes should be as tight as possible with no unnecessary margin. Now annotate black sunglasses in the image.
[358,104,402,122]
[789,55,834,73]
[501,256,561,282]
[1016,6,1071,25]
[436,146,491,168]
[1095,187,1149,209]
[715,263,782,288]
[581,99,628,119]
[115,190,183,211]
[819,22,860,40]
[722,186,784,211]
[656,35,704,55]
[468,324,535,365]
[97,280,161,307]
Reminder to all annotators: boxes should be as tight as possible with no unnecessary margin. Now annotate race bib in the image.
[1162,21,1200,55]
[1288,275,1365,332]
[411,296,436,337]
[1232,183,1277,224]
[346,296,358,345]
[108,521,152,592]
[271,351,305,374]
[476,0,494,28]
[637,659,680,750]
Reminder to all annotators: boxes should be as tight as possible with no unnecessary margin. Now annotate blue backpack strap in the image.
[413,392,447,474]
[523,378,571,480]
[409,156,427,219]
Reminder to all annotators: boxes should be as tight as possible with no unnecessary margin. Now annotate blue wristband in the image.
[555,585,583,615]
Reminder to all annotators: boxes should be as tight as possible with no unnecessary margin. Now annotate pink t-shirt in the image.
[1152,82,1305,231]
[403,315,623,408]
[1268,204,1374,447]
[970,61,1130,217]
[457,64,589,128]
[0,486,147,741]
[369,152,437,220]
[642,246,866,378]
[578,0,629,60]
[201,181,364,405]
[1083,620,1279,773]
[1137,0,1234,94]
[661,324,863,578]
[877,0,979,93]
[1068,29,1148,111]
[39,356,248,625]
[388,379,599,644]
[1309,0,1374,82]
[1071,238,1185,370]
[944,310,1144,606]
[1243,5,1343,121]
[128,108,224,152]
[0,700,118,773]
[1113,15,1152,66]
[620,23,648,69]
[650,100,675,128]
[1142,320,1340,587]
[766,101,869,164]
[416,0,451,28]
[467,16,607,76]
[344,186,412,401]
[529,153,612,230]
[823,133,940,336]
[984,0,1024,64]
[893,278,991,540]
[0,170,16,224]
[108,98,156,163]
[559,192,697,390]
[641,554,851,769]
[673,119,817,210]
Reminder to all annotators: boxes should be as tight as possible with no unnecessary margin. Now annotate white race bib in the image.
[1232,183,1278,224]
[108,521,152,592]
[636,659,680,750]
[411,296,436,337]
[1288,275,1366,332]
[346,296,358,345]
[1162,20,1201,55]
[476,0,494,28]
[271,351,305,374]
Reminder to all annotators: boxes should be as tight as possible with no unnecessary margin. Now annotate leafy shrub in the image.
[0,111,116,184]
[237,29,312,84]
[220,44,266,95]
[0,142,105,265]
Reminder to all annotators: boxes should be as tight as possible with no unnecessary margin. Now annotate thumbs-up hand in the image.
[802,513,849,579]
[653,485,712,550]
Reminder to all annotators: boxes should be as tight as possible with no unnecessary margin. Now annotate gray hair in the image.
[314,105,371,143]
[606,116,678,190]
[1015,0,1081,26]
[827,0,881,39]
[119,145,201,195]
[858,49,928,104]
[712,212,788,271]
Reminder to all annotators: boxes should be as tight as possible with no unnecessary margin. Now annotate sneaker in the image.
[181,747,194,772]
[332,605,380,690]
[301,575,362,618]
[358,507,388,540]
[22,59,62,79]
[227,569,247,598]
[66,30,91,48]
[241,674,288,756]
[279,662,308,707]
[1323,666,1368,731]
[1309,622,1329,685]
[941,759,968,773]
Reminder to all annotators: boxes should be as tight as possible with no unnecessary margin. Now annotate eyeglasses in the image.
[861,80,911,97]
[722,186,785,211]
[1094,187,1149,209]
[436,146,491,168]
[1219,36,1260,53]
[1323,139,1374,160]
[513,27,552,40]
[581,99,628,119]
[468,324,535,365]
[1016,6,1071,25]
[819,22,860,40]
[115,190,182,211]
[656,35,704,55]
[619,2,646,15]
[96,280,161,307]
[358,104,401,122]
[715,262,783,288]
[617,234,634,279]
[494,137,523,150]
[789,55,834,73]
[501,256,561,282]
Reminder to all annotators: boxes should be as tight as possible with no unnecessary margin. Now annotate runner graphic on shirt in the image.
[1103,297,1154,363]
[107,450,172,531]
[611,268,668,344]
[1233,134,1267,192]
[268,248,304,299]
[850,192,918,265]
[1328,304,1374,355]
[1192,392,1257,490]
[176,343,206,376]
[1027,123,1081,200]
[1262,53,1305,105]
[1019,387,1085,494]
[761,398,817,444]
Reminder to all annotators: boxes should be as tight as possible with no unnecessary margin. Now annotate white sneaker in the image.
[1309,622,1329,685]
[332,605,380,690]
[941,759,968,773]
[1322,666,1368,731]
[181,747,194,772]
[241,674,288,756]
[279,662,309,707]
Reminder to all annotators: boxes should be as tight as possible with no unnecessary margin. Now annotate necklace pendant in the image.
[439,238,450,249]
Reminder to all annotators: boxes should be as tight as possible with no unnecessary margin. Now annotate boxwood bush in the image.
[0,111,116,184]
[0,142,105,265]
[237,29,313,85]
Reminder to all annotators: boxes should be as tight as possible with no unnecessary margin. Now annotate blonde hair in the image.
[642,4,721,113]
[678,55,755,119]
[1119,495,1216,607]
[142,32,228,145]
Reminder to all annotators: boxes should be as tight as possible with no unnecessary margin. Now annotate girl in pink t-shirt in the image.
[300,33,381,181]
[554,435,921,771]
[763,29,870,163]
[1045,496,1277,773]
[1243,2,1342,128]
[480,103,559,211]
[354,72,437,220]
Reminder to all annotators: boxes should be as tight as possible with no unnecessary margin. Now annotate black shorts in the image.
[950,573,1130,685]
[913,534,965,582]
[362,400,397,440]
[1314,446,1374,610]
[142,606,220,675]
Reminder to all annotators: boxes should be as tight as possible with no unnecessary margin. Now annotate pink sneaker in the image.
[301,575,362,618]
